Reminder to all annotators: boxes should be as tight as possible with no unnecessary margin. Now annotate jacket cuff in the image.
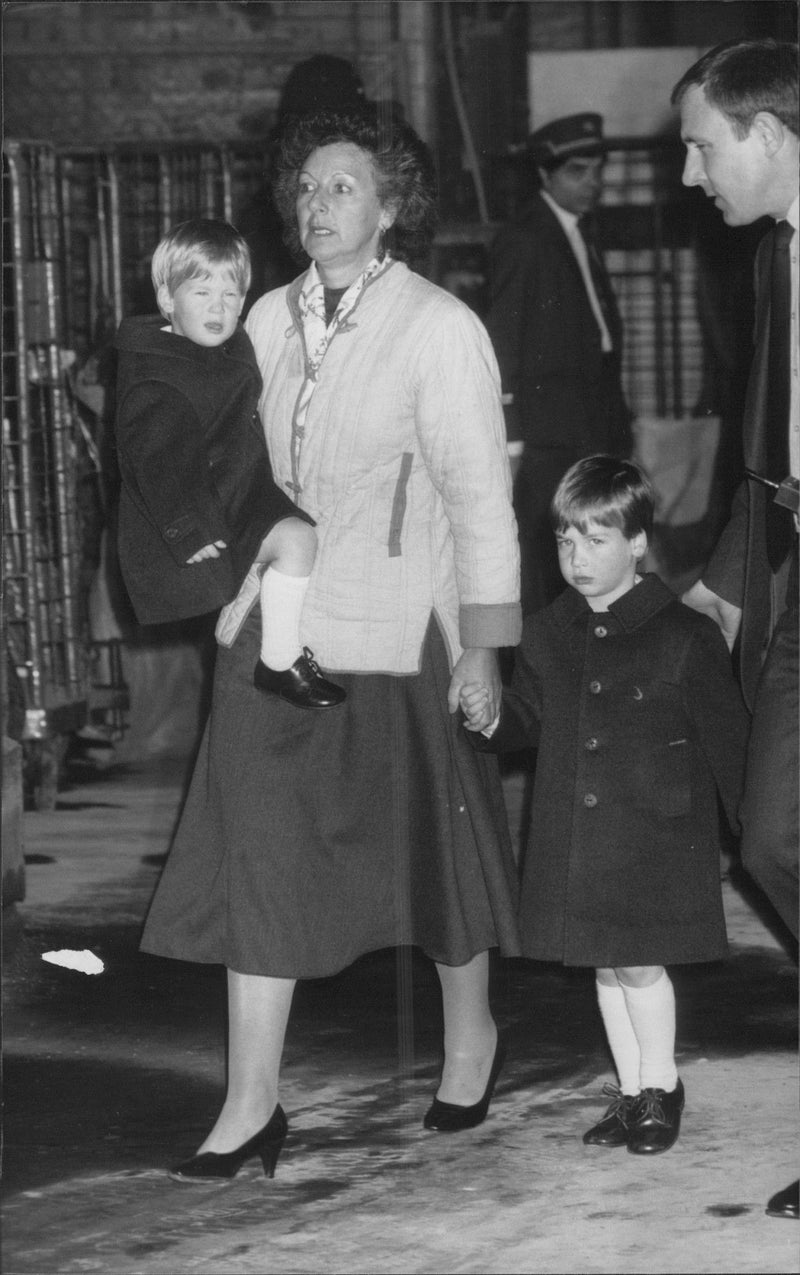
[701,491,747,607]
[459,602,522,650]
[162,512,197,545]
[502,402,523,444]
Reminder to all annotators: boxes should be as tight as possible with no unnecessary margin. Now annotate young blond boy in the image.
[115,219,343,708]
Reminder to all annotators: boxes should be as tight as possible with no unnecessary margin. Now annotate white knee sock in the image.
[621,971,679,1092]
[259,568,309,670]
[596,980,641,1096]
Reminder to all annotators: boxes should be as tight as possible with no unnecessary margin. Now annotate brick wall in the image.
[3,1,400,147]
[5,1,794,151]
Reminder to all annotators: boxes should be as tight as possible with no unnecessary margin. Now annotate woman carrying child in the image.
[140,104,522,1180]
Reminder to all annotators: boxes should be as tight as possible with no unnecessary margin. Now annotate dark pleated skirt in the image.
[140,609,521,977]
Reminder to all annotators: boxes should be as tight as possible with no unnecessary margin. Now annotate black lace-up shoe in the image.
[254,648,346,709]
[583,1084,639,1147]
[766,1180,799,1219]
[627,1078,685,1155]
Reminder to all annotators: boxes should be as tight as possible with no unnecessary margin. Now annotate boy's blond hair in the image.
[151,219,251,318]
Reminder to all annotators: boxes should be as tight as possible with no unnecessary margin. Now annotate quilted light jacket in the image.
[217,260,521,673]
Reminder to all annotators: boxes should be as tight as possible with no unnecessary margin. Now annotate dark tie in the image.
[765,220,794,570]
[578,219,618,347]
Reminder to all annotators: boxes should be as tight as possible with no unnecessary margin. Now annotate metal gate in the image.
[3,139,275,803]
[2,141,89,806]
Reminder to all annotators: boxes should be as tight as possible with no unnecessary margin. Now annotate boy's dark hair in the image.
[273,103,438,264]
[151,219,251,313]
[670,39,799,139]
[551,455,654,541]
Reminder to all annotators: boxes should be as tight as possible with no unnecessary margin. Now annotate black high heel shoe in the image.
[423,1038,506,1132]
[169,1105,288,1182]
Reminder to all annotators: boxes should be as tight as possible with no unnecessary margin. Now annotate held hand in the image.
[448,648,501,722]
[186,540,227,565]
[681,579,741,651]
[459,682,493,732]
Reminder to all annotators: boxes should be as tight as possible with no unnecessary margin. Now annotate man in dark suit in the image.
[673,38,799,1222]
[486,113,633,615]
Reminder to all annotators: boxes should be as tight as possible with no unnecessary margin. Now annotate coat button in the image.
[589,680,602,694]
[165,528,178,540]
[585,737,598,750]
[594,625,608,638]
[583,793,598,807]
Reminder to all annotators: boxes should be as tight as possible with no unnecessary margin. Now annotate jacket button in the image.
[583,793,598,807]
[594,625,608,638]
[585,737,598,750]
[164,528,178,540]
[589,680,602,694]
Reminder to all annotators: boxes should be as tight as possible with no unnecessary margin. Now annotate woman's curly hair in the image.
[272,104,438,265]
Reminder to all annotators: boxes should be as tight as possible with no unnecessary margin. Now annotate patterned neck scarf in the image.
[289,256,391,497]
[297,256,389,379]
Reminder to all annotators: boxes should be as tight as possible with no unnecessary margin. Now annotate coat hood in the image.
[116,314,256,370]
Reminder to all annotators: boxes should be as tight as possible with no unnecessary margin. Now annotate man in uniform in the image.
[486,112,632,615]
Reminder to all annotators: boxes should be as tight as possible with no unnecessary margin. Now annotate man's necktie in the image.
[764,219,794,571]
[578,218,617,347]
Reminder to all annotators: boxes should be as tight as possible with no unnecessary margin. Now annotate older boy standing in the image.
[461,456,748,1156]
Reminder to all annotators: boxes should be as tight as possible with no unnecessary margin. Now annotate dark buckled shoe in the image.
[583,1084,639,1147]
[627,1078,684,1155]
[766,1180,799,1219]
[253,648,346,709]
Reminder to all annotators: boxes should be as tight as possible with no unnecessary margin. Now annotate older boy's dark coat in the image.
[487,574,748,966]
[115,315,305,625]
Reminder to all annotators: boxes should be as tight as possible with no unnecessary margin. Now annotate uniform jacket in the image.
[485,193,631,455]
[224,260,522,674]
[481,574,749,966]
[703,221,797,710]
[114,315,287,625]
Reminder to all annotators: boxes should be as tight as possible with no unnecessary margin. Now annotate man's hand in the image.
[186,540,227,564]
[448,648,501,723]
[682,579,741,651]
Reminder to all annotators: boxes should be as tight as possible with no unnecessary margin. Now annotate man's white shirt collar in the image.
[540,189,579,233]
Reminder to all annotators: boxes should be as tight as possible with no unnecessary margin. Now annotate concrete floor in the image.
[2,753,798,1275]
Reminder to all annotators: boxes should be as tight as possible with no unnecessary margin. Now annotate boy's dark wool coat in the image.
[114,316,305,626]
[483,575,749,967]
